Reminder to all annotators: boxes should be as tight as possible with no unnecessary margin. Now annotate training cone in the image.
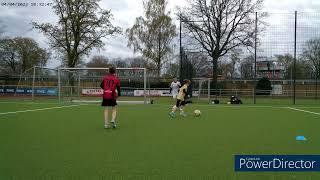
[296,136,307,141]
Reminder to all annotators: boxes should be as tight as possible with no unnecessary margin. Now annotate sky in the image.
[0,0,320,68]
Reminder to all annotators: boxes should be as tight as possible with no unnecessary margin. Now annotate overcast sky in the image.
[0,0,320,68]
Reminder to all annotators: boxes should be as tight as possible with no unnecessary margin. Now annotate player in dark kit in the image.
[100,67,121,129]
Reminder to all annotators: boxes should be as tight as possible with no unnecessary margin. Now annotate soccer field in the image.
[1,100,320,180]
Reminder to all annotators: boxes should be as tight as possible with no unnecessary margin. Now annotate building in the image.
[256,57,285,80]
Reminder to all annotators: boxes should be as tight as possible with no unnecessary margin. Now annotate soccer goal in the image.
[9,66,59,100]
[192,78,211,103]
[57,67,149,104]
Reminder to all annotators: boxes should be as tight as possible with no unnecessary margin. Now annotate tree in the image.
[256,77,272,95]
[275,53,294,79]
[229,49,241,79]
[165,63,179,78]
[127,56,158,73]
[13,37,50,72]
[302,38,320,79]
[185,52,212,77]
[302,38,320,99]
[86,55,110,76]
[129,57,148,68]
[126,0,176,77]
[0,38,18,74]
[111,57,128,68]
[0,37,49,74]
[179,0,265,88]
[180,52,195,81]
[240,55,254,79]
[32,0,121,68]
[219,61,232,79]
[86,55,110,68]
[287,60,309,80]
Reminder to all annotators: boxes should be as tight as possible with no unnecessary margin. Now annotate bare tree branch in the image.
[179,0,265,86]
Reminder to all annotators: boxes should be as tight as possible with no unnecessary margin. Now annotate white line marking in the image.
[287,107,320,116]
[0,101,63,105]
[0,105,81,115]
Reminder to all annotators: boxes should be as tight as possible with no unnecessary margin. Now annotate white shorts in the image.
[172,94,178,99]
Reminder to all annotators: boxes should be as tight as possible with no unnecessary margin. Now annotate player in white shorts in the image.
[170,78,181,99]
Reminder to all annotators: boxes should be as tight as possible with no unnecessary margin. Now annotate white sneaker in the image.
[104,124,110,129]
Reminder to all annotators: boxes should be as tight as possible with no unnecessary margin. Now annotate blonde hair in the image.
[183,79,191,85]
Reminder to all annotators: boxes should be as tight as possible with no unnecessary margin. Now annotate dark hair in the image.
[109,66,116,74]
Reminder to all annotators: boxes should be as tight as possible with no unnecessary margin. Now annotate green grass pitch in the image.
[0,99,320,180]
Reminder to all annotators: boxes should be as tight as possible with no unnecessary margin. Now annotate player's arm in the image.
[183,88,187,94]
[183,86,189,98]
[100,80,104,89]
[116,80,121,96]
[183,85,187,94]
[169,83,172,94]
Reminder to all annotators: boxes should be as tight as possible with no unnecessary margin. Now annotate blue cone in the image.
[296,136,307,141]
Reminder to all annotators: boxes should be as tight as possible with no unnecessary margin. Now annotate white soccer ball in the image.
[194,110,201,117]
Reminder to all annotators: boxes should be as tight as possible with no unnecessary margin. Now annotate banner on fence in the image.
[79,89,198,97]
[82,89,103,96]
[82,89,134,96]
[134,90,171,97]
[271,85,283,95]
[0,86,57,96]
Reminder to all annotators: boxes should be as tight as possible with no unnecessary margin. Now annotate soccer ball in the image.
[194,110,201,117]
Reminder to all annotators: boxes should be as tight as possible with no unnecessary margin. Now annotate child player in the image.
[169,79,191,118]
[170,77,181,101]
[100,67,121,129]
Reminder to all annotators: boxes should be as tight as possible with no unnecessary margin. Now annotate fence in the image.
[180,11,320,105]
[2,73,319,105]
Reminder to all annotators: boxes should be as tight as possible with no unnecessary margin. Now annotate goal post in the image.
[192,78,211,104]
[31,66,59,100]
[10,66,59,101]
[57,67,148,104]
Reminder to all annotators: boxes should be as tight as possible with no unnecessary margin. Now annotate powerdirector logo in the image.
[235,155,320,172]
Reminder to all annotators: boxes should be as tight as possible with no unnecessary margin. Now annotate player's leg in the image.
[104,107,110,128]
[169,100,180,118]
[110,100,118,128]
[179,101,187,117]
[102,99,110,129]
[172,94,177,103]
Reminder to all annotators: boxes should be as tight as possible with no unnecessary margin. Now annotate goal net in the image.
[58,68,148,104]
[192,78,211,103]
[4,66,58,101]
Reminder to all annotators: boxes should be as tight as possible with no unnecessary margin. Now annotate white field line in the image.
[0,104,82,116]
[0,101,63,105]
[287,107,320,116]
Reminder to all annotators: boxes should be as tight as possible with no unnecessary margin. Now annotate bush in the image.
[256,77,272,95]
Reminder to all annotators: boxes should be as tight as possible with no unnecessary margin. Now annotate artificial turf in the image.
[0,99,320,180]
